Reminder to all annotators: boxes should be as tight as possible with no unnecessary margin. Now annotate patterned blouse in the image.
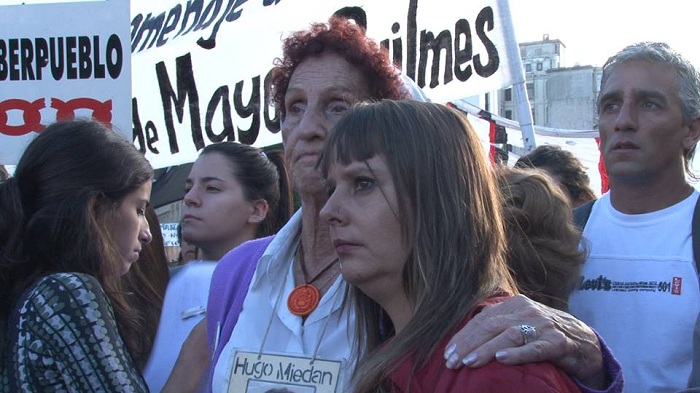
[2,272,148,392]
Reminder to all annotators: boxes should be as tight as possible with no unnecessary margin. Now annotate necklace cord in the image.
[258,238,344,364]
[297,243,340,289]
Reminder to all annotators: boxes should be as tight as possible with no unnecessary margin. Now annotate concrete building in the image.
[500,35,602,131]
[546,66,602,130]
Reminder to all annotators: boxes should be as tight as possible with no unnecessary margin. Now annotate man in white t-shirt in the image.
[567,42,700,392]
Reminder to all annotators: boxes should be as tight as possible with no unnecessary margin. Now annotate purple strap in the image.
[574,330,624,393]
[205,236,274,391]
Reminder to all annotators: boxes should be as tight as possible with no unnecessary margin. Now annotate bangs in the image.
[319,104,389,176]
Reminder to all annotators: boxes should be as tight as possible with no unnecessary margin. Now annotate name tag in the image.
[227,351,343,393]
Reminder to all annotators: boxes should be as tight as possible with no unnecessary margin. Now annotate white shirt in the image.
[569,191,700,393]
[211,210,356,392]
[144,261,217,393]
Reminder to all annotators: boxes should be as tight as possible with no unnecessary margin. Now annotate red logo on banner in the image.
[0,98,46,136]
[672,277,682,295]
[0,98,112,136]
[51,98,112,124]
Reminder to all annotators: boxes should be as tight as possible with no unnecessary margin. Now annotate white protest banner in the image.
[160,222,180,247]
[0,0,132,165]
[131,0,523,169]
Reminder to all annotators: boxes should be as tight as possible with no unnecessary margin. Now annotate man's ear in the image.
[683,117,700,151]
[248,199,270,224]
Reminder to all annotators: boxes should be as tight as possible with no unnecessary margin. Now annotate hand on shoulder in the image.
[444,295,605,389]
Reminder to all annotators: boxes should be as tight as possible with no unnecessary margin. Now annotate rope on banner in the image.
[448,102,508,166]
[449,101,609,194]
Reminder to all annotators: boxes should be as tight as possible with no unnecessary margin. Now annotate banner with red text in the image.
[130,0,524,169]
[0,0,131,164]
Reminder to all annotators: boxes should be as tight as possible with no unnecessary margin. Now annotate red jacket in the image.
[387,297,581,392]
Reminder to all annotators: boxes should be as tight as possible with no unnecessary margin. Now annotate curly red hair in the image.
[270,16,407,116]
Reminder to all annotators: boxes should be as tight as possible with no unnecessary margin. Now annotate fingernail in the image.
[495,350,508,361]
[446,353,460,369]
[462,353,477,367]
[444,343,456,359]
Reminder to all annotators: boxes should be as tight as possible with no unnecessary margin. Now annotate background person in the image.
[514,144,597,208]
[497,166,586,311]
[145,142,292,393]
[176,220,200,267]
[320,100,580,391]
[0,119,153,391]
[181,144,292,262]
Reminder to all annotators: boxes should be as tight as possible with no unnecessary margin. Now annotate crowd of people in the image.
[1,9,699,393]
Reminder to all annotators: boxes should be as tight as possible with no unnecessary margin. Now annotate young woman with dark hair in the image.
[0,119,153,391]
[145,142,293,393]
[181,143,293,261]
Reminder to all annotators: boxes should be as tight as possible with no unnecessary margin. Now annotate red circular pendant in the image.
[287,284,320,316]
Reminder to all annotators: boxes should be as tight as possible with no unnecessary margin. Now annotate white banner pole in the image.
[498,0,536,151]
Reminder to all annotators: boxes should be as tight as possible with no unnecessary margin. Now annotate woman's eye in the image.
[286,101,305,115]
[328,101,350,115]
[206,186,219,192]
[354,177,374,192]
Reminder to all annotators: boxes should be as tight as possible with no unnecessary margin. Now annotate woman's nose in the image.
[320,195,343,226]
[140,227,153,244]
[183,188,199,207]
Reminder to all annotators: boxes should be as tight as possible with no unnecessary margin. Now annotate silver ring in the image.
[519,324,537,345]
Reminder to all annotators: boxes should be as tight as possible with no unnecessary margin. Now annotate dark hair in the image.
[269,16,406,118]
[122,204,170,370]
[199,142,293,237]
[0,119,153,359]
[515,144,596,206]
[319,100,517,391]
[497,167,586,311]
